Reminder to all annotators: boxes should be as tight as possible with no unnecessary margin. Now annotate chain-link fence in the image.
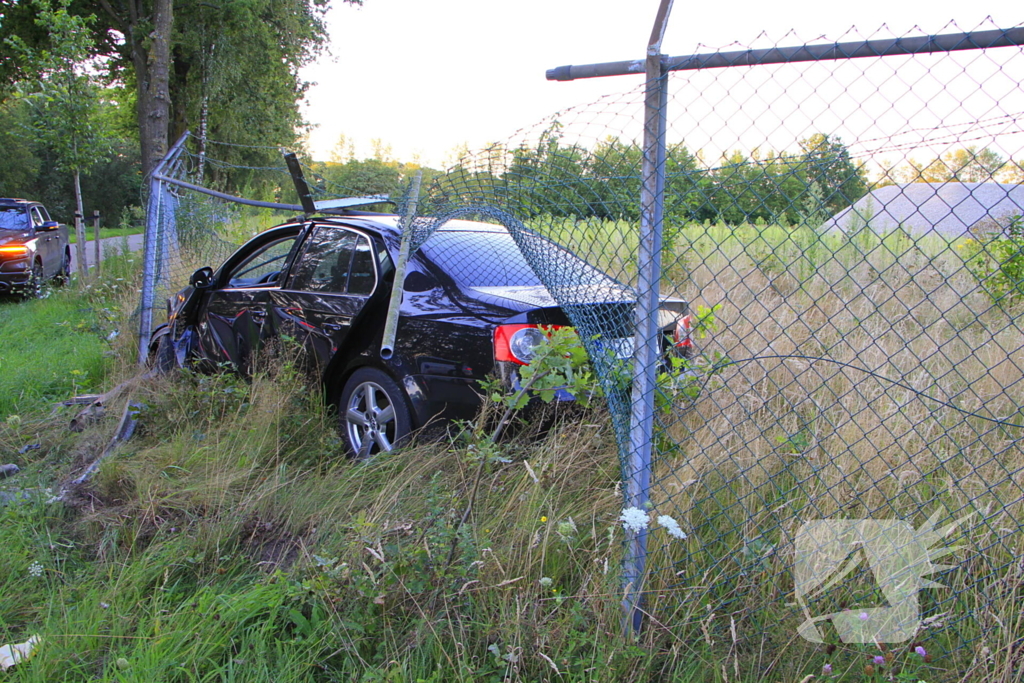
[143,19,1024,679]
[415,19,1024,680]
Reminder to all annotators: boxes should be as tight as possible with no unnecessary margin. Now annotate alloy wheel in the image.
[344,379,400,458]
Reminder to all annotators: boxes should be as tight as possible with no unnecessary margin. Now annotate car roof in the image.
[0,199,38,209]
[309,213,511,239]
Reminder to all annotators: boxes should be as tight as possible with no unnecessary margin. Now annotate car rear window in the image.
[420,229,618,290]
[421,231,541,287]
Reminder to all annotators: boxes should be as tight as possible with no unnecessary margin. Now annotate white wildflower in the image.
[619,507,649,533]
[556,517,577,540]
[538,576,553,587]
[656,515,688,540]
[28,562,43,578]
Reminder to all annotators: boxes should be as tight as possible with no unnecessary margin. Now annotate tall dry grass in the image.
[619,221,1024,680]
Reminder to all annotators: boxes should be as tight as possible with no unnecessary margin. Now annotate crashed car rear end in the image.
[151,215,692,457]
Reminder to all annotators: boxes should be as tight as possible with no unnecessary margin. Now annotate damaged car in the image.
[150,212,693,457]
[0,198,71,297]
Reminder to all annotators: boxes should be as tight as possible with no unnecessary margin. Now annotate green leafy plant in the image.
[963,215,1024,304]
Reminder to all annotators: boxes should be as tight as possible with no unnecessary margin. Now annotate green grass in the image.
[0,212,1021,681]
[0,293,108,418]
[67,226,144,243]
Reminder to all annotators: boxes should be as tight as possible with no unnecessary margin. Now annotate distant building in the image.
[821,182,1024,236]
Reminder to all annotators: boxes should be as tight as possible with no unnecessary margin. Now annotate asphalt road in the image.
[69,233,145,273]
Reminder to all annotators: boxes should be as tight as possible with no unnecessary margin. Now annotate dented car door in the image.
[271,225,379,371]
[195,231,300,372]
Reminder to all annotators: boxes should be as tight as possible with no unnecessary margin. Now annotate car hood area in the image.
[0,230,32,244]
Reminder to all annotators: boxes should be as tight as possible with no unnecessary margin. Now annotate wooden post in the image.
[92,211,101,275]
[73,210,86,279]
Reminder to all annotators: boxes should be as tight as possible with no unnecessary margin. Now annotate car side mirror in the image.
[39,221,59,231]
[190,266,214,289]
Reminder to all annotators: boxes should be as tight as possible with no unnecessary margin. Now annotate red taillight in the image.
[674,315,693,348]
[494,324,565,365]
[494,325,542,365]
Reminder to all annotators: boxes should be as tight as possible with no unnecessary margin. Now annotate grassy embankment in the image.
[0,211,1021,681]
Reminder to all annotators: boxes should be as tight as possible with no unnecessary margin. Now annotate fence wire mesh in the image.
[414,19,1024,679]
[143,19,1024,680]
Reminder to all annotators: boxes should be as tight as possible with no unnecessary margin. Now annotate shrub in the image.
[963,214,1024,304]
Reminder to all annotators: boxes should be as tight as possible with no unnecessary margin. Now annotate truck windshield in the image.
[0,208,28,232]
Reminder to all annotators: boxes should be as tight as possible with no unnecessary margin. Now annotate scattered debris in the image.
[52,378,148,498]
[17,443,40,455]
[68,401,105,433]
[0,635,41,671]
[64,401,143,491]
[64,378,139,432]
[0,463,19,479]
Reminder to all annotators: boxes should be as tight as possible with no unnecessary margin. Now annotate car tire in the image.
[150,333,177,374]
[22,260,44,299]
[338,367,412,459]
[54,249,71,286]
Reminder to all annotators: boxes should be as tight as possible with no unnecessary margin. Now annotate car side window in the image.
[30,208,44,229]
[291,227,376,295]
[348,238,376,295]
[226,236,297,287]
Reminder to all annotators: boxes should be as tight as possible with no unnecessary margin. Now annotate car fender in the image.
[149,322,196,369]
[149,323,172,349]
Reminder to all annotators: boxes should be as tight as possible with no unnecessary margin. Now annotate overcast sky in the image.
[299,0,1021,167]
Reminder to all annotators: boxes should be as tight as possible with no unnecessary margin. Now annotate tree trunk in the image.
[73,170,87,280]
[127,0,174,177]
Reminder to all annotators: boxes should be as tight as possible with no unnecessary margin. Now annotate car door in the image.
[29,206,55,276]
[270,225,379,373]
[195,231,300,372]
[35,205,67,275]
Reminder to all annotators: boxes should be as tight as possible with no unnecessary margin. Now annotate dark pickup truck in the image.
[0,198,71,297]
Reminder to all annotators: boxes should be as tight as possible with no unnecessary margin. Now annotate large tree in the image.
[2,0,346,178]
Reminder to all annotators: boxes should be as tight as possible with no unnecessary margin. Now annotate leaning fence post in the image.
[380,171,422,360]
[623,0,672,635]
[138,132,190,365]
[138,174,163,365]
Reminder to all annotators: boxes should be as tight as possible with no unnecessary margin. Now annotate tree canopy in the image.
[1,0,349,180]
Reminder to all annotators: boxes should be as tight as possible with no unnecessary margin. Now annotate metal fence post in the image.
[138,174,163,365]
[623,1,672,634]
[138,132,190,365]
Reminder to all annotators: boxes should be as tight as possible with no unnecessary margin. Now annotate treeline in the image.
[431,128,1024,226]
[430,128,870,226]
[879,146,1024,186]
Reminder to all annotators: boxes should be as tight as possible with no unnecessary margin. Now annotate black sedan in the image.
[0,198,71,297]
[151,213,692,456]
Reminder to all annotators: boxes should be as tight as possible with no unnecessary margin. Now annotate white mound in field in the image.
[822,182,1024,236]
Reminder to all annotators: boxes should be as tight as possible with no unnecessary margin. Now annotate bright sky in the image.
[300,0,1022,167]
